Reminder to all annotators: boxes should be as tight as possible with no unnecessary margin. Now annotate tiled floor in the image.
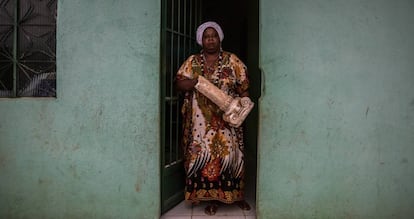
[160,200,256,219]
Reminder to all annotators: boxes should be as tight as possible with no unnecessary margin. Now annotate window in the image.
[0,0,57,98]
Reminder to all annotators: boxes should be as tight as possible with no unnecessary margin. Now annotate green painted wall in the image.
[258,0,414,218]
[2,0,414,218]
[0,1,160,218]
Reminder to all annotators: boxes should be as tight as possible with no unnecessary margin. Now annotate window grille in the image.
[0,0,57,97]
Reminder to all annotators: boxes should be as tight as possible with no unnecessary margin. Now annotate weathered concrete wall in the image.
[258,0,414,218]
[2,1,414,218]
[0,0,160,218]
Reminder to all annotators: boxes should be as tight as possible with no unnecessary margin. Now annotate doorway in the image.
[160,0,260,214]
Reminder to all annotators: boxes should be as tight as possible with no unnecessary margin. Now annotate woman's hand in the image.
[239,91,249,97]
[176,78,198,91]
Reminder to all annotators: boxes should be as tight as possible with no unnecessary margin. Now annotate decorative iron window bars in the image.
[0,0,57,97]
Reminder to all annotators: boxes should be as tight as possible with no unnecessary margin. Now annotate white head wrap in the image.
[196,21,224,46]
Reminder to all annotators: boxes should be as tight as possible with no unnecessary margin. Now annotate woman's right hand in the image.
[176,78,198,91]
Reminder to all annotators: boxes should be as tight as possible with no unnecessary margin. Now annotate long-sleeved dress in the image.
[176,50,250,204]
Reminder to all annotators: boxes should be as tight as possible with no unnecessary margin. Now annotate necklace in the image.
[200,50,223,84]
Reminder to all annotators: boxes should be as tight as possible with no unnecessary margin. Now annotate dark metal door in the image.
[160,0,202,213]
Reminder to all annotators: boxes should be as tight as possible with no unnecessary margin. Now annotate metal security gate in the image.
[160,0,202,213]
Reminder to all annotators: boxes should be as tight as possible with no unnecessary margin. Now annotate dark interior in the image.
[202,0,260,201]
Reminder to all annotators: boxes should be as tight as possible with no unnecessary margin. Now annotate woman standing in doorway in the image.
[176,21,251,215]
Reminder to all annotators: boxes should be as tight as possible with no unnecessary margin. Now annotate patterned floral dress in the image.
[176,51,250,204]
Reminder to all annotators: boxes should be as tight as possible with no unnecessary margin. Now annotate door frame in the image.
[160,0,260,214]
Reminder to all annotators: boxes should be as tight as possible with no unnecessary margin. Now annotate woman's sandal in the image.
[204,201,219,215]
[236,200,251,210]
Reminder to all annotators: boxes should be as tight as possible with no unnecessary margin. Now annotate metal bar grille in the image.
[162,0,202,168]
[0,0,57,97]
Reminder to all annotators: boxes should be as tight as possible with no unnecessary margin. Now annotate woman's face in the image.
[202,27,220,53]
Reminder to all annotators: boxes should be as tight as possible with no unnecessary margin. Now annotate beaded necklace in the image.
[200,50,223,85]
[198,50,224,114]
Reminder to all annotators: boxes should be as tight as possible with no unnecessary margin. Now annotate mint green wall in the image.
[258,0,414,218]
[0,1,160,218]
[2,0,414,218]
